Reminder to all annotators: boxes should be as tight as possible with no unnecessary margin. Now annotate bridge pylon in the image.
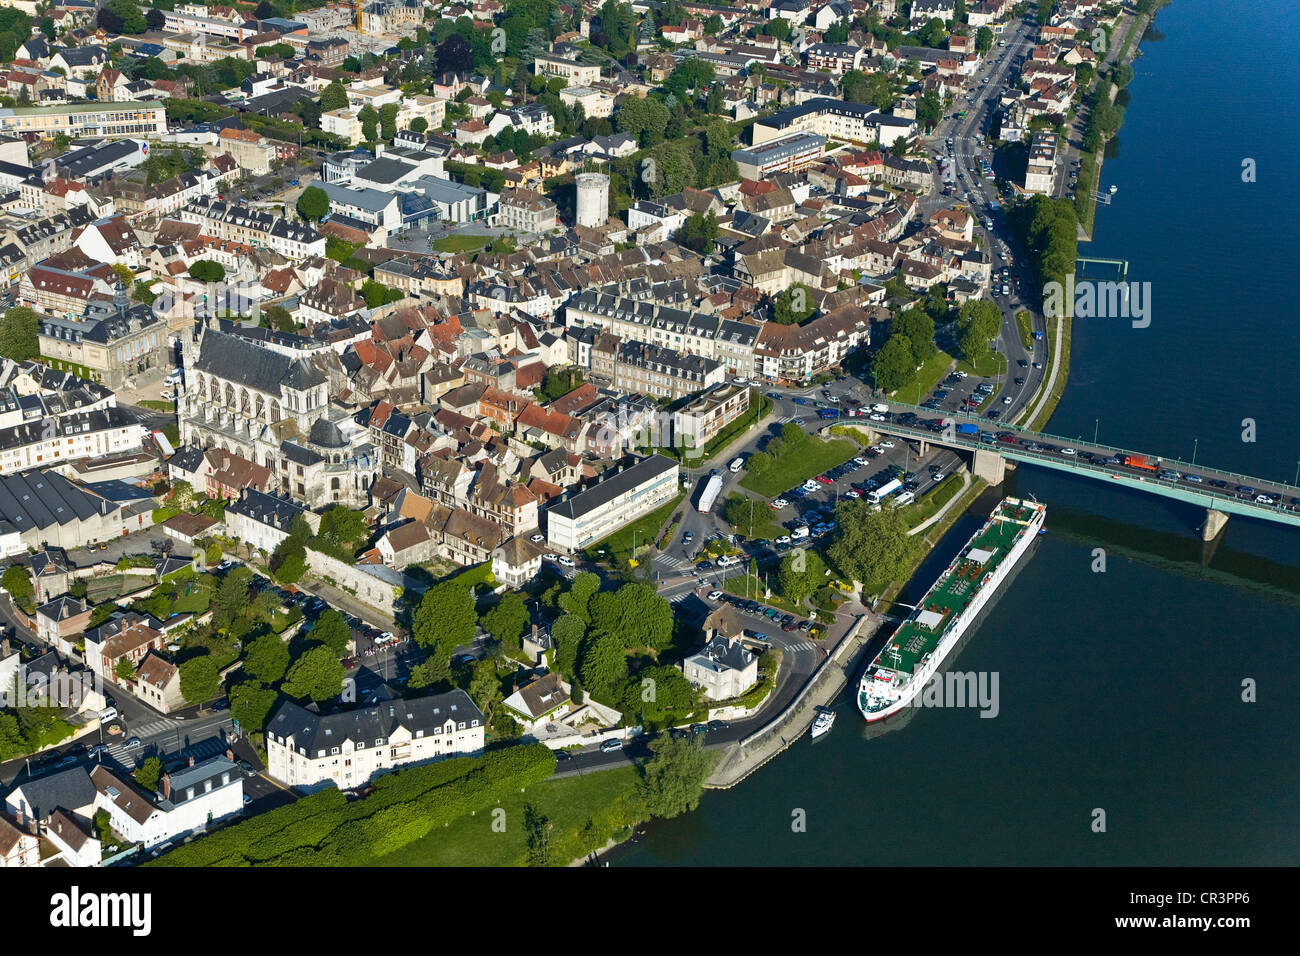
[1201,508,1229,542]
[973,448,1007,485]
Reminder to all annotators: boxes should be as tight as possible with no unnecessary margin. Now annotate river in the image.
[617,0,1300,866]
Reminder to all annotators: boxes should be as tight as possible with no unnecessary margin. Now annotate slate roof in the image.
[6,767,96,820]
[193,329,325,394]
[266,690,484,754]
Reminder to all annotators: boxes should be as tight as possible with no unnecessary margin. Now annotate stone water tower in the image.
[575,172,609,228]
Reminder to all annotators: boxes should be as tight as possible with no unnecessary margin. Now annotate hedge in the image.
[148,744,557,866]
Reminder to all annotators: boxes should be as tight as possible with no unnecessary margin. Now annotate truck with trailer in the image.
[867,478,902,505]
[698,473,724,513]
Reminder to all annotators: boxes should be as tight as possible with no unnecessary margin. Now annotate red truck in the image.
[1121,454,1158,472]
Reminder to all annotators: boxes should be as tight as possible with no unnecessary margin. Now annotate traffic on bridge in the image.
[851,402,1300,536]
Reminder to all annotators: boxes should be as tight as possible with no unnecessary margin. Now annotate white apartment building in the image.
[546,454,679,552]
[265,692,486,791]
[1024,130,1058,195]
[91,758,243,850]
[533,56,601,86]
[559,86,614,118]
[322,108,363,147]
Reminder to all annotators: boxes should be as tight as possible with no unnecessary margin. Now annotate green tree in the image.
[557,571,600,623]
[467,660,503,718]
[872,334,916,392]
[319,80,348,112]
[409,116,428,134]
[677,210,719,254]
[482,593,528,653]
[781,422,806,446]
[892,308,936,364]
[243,633,290,684]
[212,566,253,629]
[828,503,913,595]
[578,631,626,701]
[956,298,1002,363]
[0,307,39,363]
[179,655,221,705]
[772,284,816,325]
[779,548,827,606]
[230,680,278,732]
[414,581,477,649]
[551,613,586,680]
[1,564,32,613]
[269,538,306,584]
[188,260,225,283]
[296,185,329,222]
[379,102,398,141]
[746,450,772,475]
[115,657,137,682]
[309,609,352,657]
[282,645,345,701]
[917,89,942,131]
[976,26,994,54]
[358,104,378,142]
[133,756,163,792]
[637,735,713,818]
[588,582,673,651]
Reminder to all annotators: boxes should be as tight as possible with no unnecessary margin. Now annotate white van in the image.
[164,368,183,386]
[871,403,890,414]
[892,491,916,507]
[791,526,809,541]
[729,457,744,473]
[98,706,118,722]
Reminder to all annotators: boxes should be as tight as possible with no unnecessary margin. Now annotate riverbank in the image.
[1078,8,1153,239]
[704,472,990,789]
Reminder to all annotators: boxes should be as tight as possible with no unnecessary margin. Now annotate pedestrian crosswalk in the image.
[776,415,799,424]
[130,719,175,739]
[784,640,817,653]
[655,554,692,572]
[668,592,690,607]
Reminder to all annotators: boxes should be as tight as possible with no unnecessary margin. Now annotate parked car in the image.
[600,738,624,753]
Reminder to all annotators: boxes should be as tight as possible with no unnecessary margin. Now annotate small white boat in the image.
[810,708,835,740]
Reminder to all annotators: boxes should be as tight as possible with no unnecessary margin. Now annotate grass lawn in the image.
[956,350,1007,378]
[431,234,492,253]
[380,765,647,867]
[739,437,858,498]
[1014,309,1034,350]
[900,472,966,527]
[583,490,686,565]
[722,494,787,542]
[894,348,955,404]
[138,399,176,413]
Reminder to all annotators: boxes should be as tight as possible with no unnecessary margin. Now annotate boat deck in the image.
[872,501,1040,677]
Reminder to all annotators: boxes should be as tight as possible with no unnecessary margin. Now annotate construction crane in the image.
[355,0,364,33]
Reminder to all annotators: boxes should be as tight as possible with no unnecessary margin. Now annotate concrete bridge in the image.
[849,403,1300,541]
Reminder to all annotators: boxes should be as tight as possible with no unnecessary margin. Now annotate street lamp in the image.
[1192,437,1198,466]
[1093,418,1099,446]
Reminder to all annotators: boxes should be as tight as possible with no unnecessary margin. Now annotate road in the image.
[871,403,1300,517]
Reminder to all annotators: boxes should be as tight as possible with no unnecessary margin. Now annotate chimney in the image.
[1,637,9,658]
[188,756,195,767]
[225,749,234,761]
[162,773,171,799]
